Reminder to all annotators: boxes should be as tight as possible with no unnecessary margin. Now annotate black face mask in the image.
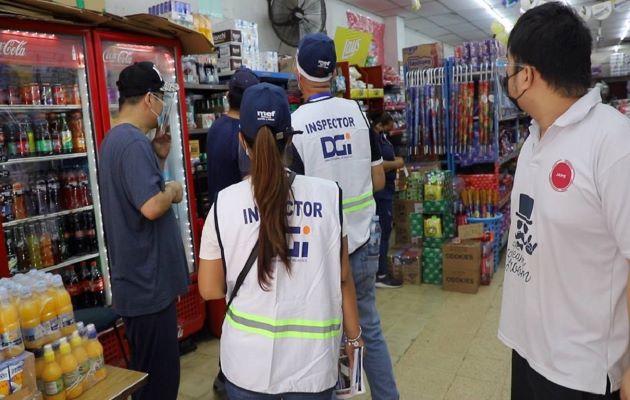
[501,70,527,112]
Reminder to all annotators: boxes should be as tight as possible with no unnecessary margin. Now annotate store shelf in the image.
[184,83,229,91]
[0,105,82,112]
[0,152,87,166]
[498,190,512,209]
[254,71,295,81]
[390,127,406,136]
[599,75,630,82]
[189,128,207,135]
[2,205,93,228]
[385,104,406,111]
[39,252,100,274]
[498,149,520,166]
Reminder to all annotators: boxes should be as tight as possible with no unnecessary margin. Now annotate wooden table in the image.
[77,366,148,400]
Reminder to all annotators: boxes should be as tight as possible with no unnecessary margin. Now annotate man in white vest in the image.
[288,33,399,400]
[497,3,630,399]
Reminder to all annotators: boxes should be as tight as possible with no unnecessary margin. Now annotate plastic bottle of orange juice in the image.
[58,337,82,399]
[85,324,106,381]
[0,287,24,358]
[34,282,61,344]
[69,332,89,389]
[42,343,65,400]
[49,275,75,336]
[18,286,44,350]
[34,348,46,394]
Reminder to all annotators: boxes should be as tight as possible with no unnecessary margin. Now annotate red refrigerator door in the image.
[0,21,112,307]
[93,32,196,274]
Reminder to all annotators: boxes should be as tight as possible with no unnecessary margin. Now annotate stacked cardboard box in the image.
[421,247,443,284]
[442,240,482,294]
[389,247,422,285]
[214,19,260,72]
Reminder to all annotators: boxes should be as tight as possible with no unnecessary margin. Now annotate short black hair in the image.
[369,111,394,127]
[228,91,242,111]
[508,2,591,97]
[118,95,144,110]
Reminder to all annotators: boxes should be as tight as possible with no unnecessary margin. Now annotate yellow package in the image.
[0,366,9,398]
[424,216,443,238]
[424,184,443,201]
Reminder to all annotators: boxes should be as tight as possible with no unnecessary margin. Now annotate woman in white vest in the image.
[198,82,363,399]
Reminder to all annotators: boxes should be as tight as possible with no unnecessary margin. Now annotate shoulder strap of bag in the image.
[226,171,297,310]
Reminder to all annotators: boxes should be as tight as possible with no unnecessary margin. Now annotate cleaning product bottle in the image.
[0,287,24,358]
[35,281,61,344]
[42,343,65,400]
[69,331,89,389]
[58,337,82,399]
[18,286,44,350]
[85,324,106,381]
[51,275,75,336]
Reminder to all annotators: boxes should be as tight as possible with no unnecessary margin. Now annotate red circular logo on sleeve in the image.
[550,160,574,192]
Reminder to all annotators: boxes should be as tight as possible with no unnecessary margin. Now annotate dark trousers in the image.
[123,301,180,400]
[375,198,393,277]
[511,350,619,400]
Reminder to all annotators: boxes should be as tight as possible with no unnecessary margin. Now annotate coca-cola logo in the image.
[0,40,27,57]
[103,48,134,65]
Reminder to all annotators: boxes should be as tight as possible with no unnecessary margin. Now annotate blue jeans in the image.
[226,380,334,400]
[346,246,399,400]
[375,199,393,277]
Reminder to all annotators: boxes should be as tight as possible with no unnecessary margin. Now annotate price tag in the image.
[0,170,10,178]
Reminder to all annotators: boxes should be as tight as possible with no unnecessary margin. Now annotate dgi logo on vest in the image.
[321,133,352,159]
[288,225,310,259]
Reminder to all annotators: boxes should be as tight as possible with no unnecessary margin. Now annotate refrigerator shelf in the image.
[2,205,94,228]
[38,252,101,274]
[0,105,82,112]
[0,152,87,166]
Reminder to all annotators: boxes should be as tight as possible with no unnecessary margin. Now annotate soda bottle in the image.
[65,170,79,210]
[23,118,35,158]
[76,168,90,207]
[58,337,82,398]
[83,212,97,253]
[41,344,65,400]
[85,324,106,381]
[0,287,25,359]
[47,171,61,214]
[48,220,61,264]
[89,262,105,307]
[68,112,86,153]
[4,228,18,275]
[16,117,30,158]
[26,223,42,269]
[40,221,55,267]
[65,267,83,311]
[14,226,29,273]
[77,262,91,307]
[0,182,14,222]
[49,115,62,155]
[63,216,74,257]
[72,214,85,256]
[35,173,49,215]
[0,125,6,161]
[4,123,17,159]
[25,178,38,217]
[55,218,70,261]
[35,119,53,156]
[60,115,73,154]
[18,286,44,350]
[12,181,27,220]
[52,275,75,336]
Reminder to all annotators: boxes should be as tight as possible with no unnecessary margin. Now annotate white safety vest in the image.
[292,96,375,254]
[214,174,343,394]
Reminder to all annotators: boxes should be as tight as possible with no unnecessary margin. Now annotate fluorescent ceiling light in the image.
[621,21,630,42]
[474,0,514,30]
[614,45,620,52]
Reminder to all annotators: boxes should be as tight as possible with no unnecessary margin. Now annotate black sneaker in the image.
[213,372,228,400]
[375,274,403,288]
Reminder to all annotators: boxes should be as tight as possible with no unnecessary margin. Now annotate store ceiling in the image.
[342,0,630,49]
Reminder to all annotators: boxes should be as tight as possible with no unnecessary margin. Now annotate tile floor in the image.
[178,264,511,400]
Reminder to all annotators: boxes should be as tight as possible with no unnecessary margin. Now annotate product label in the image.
[9,360,24,391]
[91,278,104,292]
[0,367,9,396]
[62,131,73,150]
[89,354,104,372]
[60,312,75,328]
[78,361,89,378]
[63,367,81,389]
[21,325,43,345]
[44,378,64,396]
[2,327,23,350]
[36,377,45,394]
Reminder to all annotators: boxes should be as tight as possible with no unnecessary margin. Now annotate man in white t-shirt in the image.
[497,3,630,399]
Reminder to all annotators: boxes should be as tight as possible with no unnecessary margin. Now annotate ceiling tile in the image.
[430,13,468,26]
[438,0,485,11]
[345,0,398,12]
[415,1,451,16]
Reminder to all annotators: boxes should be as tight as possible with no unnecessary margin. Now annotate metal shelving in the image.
[0,105,81,112]
[0,153,87,166]
[184,83,229,91]
[2,205,94,228]
[39,252,100,274]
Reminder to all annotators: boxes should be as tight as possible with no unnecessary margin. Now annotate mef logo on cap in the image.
[257,110,276,122]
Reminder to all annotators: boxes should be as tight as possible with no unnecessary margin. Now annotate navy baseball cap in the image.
[240,83,292,141]
[117,61,166,98]
[296,33,336,82]
[229,67,259,103]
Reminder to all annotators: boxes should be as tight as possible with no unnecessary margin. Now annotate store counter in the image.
[77,366,148,400]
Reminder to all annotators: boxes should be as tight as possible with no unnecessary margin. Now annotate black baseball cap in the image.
[228,67,259,104]
[117,61,165,98]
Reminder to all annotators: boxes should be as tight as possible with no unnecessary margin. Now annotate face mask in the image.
[501,71,527,112]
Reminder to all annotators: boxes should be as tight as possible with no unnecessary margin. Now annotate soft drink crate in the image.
[176,279,206,340]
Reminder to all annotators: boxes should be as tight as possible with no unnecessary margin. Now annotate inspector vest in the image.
[214,173,343,394]
[292,96,374,254]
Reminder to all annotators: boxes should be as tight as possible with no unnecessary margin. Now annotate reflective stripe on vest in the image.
[226,307,341,339]
[342,191,375,214]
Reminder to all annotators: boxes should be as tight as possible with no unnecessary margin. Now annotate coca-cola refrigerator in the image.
[92,31,197,274]
[0,20,112,308]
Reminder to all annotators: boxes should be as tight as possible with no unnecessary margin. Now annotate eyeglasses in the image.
[495,57,527,79]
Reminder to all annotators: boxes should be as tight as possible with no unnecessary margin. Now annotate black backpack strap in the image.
[226,171,297,310]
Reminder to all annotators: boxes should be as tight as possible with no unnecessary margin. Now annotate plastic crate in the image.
[98,323,129,368]
[468,213,503,270]
[176,281,206,340]
[460,174,499,191]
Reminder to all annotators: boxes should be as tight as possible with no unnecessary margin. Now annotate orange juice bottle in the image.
[58,338,82,399]
[34,348,46,394]
[42,343,65,400]
[18,286,44,349]
[0,287,24,358]
[51,275,75,336]
[70,332,89,389]
[85,324,106,381]
[34,282,61,344]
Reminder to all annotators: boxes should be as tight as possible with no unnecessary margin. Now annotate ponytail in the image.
[248,126,291,290]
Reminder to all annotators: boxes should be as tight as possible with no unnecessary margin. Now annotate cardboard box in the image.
[218,57,242,73]
[421,247,442,285]
[54,0,105,11]
[403,43,444,70]
[394,200,423,220]
[218,43,242,58]
[1,352,37,400]
[394,222,412,246]
[442,240,482,294]
[459,223,485,240]
[390,247,422,285]
[213,29,242,45]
